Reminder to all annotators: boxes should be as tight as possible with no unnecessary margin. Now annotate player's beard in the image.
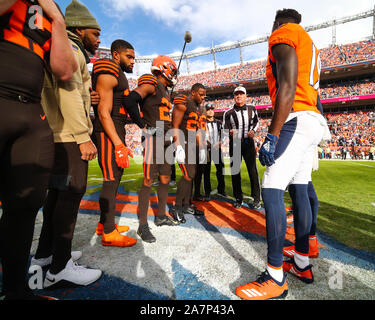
[120,63,133,73]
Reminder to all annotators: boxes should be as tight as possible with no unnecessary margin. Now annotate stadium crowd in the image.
[123,110,375,160]
[168,39,375,91]
[251,111,375,160]
[201,78,375,110]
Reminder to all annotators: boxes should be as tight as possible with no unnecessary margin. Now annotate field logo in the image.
[328,265,343,290]
[28,265,44,290]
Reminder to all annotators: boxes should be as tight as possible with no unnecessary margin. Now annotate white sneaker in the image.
[31,251,82,268]
[44,259,102,288]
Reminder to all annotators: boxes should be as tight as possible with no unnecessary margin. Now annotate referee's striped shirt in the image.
[223,104,259,140]
[206,119,222,146]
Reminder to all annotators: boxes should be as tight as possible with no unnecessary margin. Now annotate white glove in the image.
[199,148,206,164]
[175,145,185,163]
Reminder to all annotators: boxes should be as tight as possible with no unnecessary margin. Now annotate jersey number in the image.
[187,112,199,131]
[199,115,207,131]
[159,97,171,121]
[309,43,321,91]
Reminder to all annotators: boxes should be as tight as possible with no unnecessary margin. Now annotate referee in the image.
[223,86,261,209]
[203,104,226,199]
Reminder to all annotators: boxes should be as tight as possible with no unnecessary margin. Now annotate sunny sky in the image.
[56,0,375,75]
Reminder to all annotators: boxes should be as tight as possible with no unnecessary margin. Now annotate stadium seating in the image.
[170,39,375,91]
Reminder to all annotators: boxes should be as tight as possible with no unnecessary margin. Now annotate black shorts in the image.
[143,134,171,181]
[94,126,125,182]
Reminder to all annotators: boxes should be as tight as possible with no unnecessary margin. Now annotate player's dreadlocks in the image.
[275,9,302,24]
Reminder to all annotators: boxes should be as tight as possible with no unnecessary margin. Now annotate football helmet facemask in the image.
[151,55,178,87]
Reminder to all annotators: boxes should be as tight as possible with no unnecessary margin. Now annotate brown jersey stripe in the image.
[138,77,158,84]
[93,63,119,71]
[93,64,119,75]
[138,80,158,87]
[138,75,158,86]
[93,60,119,68]
[173,98,187,104]
[94,67,119,77]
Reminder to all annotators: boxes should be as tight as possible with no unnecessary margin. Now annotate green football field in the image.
[87,158,375,253]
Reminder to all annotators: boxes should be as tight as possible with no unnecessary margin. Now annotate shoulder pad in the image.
[93,59,120,78]
[173,94,187,105]
[138,74,158,87]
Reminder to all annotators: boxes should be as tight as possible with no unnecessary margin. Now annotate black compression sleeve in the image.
[123,91,145,129]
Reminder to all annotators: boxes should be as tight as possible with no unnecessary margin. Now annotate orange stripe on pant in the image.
[144,136,152,180]
[179,163,188,179]
[100,133,107,180]
[107,137,115,181]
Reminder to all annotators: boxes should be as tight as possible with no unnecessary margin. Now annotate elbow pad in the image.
[123,91,145,129]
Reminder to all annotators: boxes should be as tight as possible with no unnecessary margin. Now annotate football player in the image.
[123,55,179,243]
[236,8,327,300]
[0,0,76,300]
[92,39,145,247]
[171,83,207,223]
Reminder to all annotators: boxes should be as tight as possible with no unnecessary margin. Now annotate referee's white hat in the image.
[234,86,246,95]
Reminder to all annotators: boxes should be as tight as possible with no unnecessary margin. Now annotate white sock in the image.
[266,264,284,283]
[294,252,309,269]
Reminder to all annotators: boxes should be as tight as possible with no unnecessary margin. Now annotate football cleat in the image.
[170,206,186,224]
[283,236,319,259]
[184,206,204,216]
[252,201,262,210]
[233,200,243,209]
[236,270,288,300]
[154,215,179,226]
[137,225,156,243]
[102,229,137,247]
[283,258,314,284]
[96,222,130,235]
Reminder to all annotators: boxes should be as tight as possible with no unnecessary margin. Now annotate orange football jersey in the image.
[266,23,321,114]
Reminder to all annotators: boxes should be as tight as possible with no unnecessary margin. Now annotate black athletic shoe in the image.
[137,225,156,243]
[252,201,262,210]
[155,215,179,226]
[171,206,186,224]
[183,207,204,216]
[217,191,227,197]
[234,200,243,209]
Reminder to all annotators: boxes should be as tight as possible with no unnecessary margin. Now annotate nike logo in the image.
[46,276,56,283]
[40,114,46,121]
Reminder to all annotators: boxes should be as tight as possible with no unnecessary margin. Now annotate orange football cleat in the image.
[102,229,137,247]
[283,258,314,284]
[283,236,319,259]
[236,271,288,300]
[96,222,130,235]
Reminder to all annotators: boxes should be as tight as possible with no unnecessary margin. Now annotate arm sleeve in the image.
[122,91,145,129]
[57,49,91,144]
